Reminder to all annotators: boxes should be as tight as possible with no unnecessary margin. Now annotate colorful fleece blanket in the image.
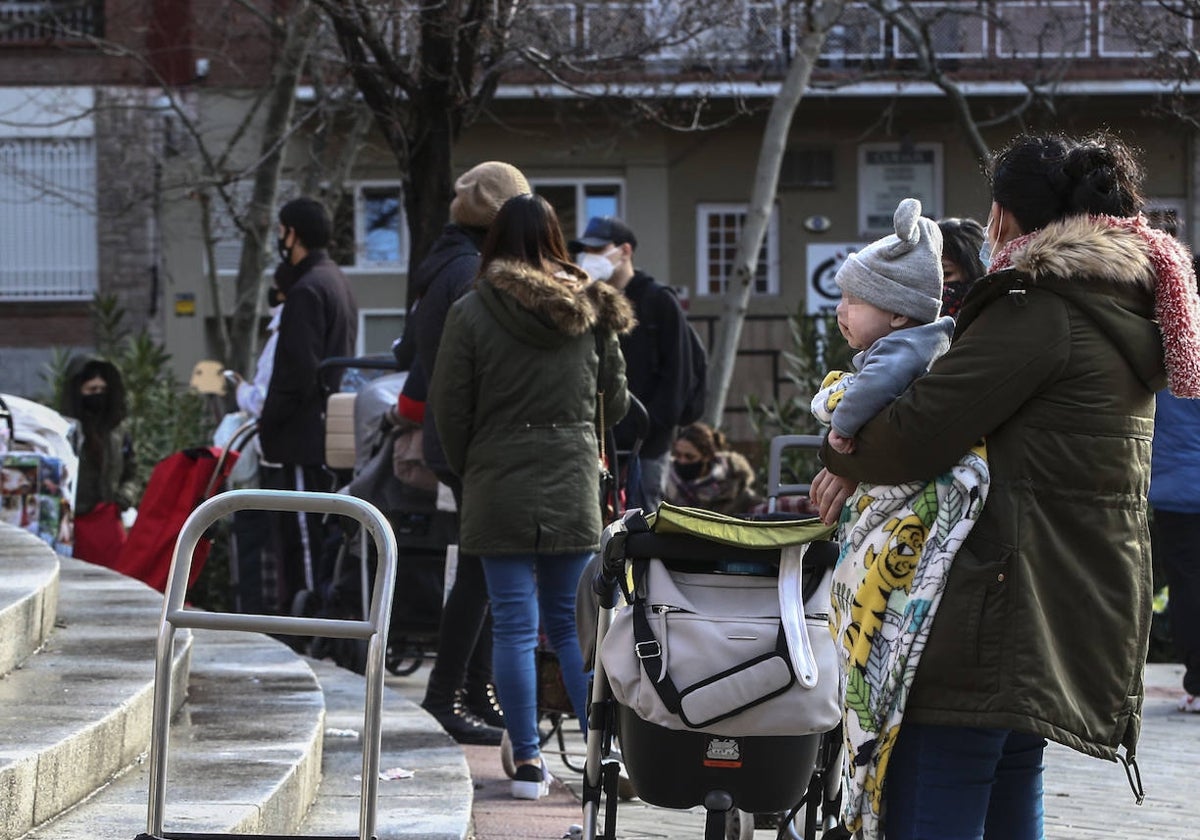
[830,443,989,838]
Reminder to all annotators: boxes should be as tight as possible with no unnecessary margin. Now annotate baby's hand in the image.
[828,429,856,454]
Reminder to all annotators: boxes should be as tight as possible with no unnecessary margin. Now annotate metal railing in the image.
[144,489,397,840]
[0,1,103,43]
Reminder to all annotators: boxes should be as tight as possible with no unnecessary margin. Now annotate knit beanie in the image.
[451,161,530,229]
[278,197,332,250]
[836,198,944,324]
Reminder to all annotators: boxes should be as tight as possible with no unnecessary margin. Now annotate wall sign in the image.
[806,243,868,315]
[858,143,943,236]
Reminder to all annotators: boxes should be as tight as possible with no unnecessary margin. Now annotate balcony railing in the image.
[0,0,104,44]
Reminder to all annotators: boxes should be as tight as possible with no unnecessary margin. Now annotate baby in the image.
[813,198,955,452]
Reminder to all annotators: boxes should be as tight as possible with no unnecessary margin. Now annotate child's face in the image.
[836,294,904,351]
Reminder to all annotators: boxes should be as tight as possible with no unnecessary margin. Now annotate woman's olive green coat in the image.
[825,216,1168,763]
[430,258,633,556]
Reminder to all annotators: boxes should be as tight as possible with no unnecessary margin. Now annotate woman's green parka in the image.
[824,215,1168,763]
[430,258,633,556]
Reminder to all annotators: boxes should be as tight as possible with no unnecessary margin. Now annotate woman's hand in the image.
[810,468,857,526]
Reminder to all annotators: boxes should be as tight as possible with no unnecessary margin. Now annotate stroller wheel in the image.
[500,729,516,779]
[385,637,425,676]
[724,809,756,840]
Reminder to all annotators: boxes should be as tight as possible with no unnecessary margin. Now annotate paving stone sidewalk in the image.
[387,663,1200,839]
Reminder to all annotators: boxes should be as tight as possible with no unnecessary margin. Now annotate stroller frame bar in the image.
[145,489,398,840]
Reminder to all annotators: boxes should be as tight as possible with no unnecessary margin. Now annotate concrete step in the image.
[0,529,60,676]
[1,523,473,840]
[21,628,326,840]
[1,545,192,839]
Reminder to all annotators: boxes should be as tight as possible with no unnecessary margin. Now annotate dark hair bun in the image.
[991,131,1144,231]
[1065,138,1137,218]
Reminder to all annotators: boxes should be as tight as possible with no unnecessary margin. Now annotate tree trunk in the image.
[403,118,455,306]
[227,1,320,373]
[704,0,847,427]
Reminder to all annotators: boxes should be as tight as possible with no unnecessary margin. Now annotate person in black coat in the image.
[395,161,531,744]
[259,196,358,622]
[572,216,693,512]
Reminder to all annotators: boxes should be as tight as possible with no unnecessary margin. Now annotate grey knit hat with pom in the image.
[836,198,944,324]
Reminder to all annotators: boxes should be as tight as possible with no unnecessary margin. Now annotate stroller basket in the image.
[596,507,838,815]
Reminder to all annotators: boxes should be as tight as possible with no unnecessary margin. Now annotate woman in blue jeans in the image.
[430,193,632,800]
[813,131,1200,838]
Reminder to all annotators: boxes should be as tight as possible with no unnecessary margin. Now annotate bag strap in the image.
[628,558,793,715]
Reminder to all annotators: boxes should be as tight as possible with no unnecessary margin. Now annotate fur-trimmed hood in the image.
[1006,214,1156,291]
[990,213,1200,398]
[477,257,635,348]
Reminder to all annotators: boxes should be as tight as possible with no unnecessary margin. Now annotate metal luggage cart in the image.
[134,489,397,840]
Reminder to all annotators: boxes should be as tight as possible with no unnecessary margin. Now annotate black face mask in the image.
[276,232,293,263]
[80,392,108,415]
[674,460,704,482]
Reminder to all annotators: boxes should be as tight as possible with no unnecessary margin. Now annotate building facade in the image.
[2,0,1197,437]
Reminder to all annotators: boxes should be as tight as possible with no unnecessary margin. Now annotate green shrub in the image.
[745,307,854,492]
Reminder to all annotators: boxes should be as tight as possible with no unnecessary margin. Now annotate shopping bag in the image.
[115,447,237,592]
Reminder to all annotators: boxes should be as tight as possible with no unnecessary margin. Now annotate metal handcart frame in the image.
[136,489,398,840]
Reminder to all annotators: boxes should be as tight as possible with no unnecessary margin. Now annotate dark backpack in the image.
[678,322,708,426]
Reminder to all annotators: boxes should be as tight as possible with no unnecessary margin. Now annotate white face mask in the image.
[578,247,619,282]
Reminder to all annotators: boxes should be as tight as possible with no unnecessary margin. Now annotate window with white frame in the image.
[821,2,886,62]
[530,179,623,242]
[212,181,405,274]
[695,204,779,297]
[511,2,577,54]
[331,181,406,270]
[893,3,988,59]
[582,1,651,56]
[0,137,97,300]
[1099,1,1191,57]
[358,308,407,356]
[995,1,1090,59]
[208,180,299,274]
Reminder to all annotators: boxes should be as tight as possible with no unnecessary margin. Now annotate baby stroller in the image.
[305,355,455,676]
[580,436,846,840]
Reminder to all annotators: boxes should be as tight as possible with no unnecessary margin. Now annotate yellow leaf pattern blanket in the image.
[830,445,989,838]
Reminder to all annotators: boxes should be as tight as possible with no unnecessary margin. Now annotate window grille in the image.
[780,148,835,189]
[695,204,779,297]
[0,0,103,43]
[0,137,97,300]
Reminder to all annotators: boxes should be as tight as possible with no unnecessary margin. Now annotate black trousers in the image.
[1152,509,1200,695]
[423,486,493,706]
[261,463,334,615]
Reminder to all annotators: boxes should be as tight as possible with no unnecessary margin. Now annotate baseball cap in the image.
[569,216,638,251]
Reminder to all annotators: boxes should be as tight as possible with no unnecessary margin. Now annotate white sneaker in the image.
[1179,694,1200,713]
[511,757,551,800]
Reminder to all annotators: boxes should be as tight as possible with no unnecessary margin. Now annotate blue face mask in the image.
[978,238,992,271]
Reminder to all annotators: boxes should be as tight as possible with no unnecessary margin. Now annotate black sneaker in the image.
[511,758,550,800]
[463,683,505,729]
[422,702,504,746]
